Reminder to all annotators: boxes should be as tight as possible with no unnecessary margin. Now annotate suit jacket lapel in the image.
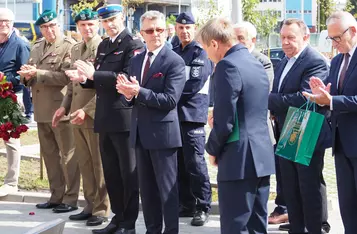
[272,57,287,93]
[331,54,343,95]
[137,52,145,85]
[342,50,357,93]
[142,46,167,87]
[279,48,307,92]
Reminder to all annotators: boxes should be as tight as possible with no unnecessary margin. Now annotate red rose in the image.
[17,125,28,133]
[2,132,10,141]
[10,131,20,138]
[0,72,4,82]
[10,93,17,102]
[0,124,6,132]
[4,122,13,131]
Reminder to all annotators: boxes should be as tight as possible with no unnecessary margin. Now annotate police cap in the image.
[97,4,123,20]
[176,12,195,25]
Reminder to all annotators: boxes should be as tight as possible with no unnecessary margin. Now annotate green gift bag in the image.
[275,101,324,166]
[227,112,239,143]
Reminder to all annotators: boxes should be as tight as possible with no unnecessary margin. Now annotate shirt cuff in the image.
[330,97,333,110]
[80,77,87,84]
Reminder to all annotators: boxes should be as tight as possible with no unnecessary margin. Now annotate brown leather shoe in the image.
[268,211,289,224]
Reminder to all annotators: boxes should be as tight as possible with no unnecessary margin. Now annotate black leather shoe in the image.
[191,210,209,226]
[279,223,290,231]
[92,223,117,234]
[114,228,136,234]
[279,223,330,233]
[52,204,78,213]
[69,211,92,221]
[36,202,60,209]
[86,216,108,226]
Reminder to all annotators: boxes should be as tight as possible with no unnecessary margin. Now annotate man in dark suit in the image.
[303,11,357,234]
[173,12,213,226]
[116,11,185,234]
[199,18,275,234]
[269,18,331,234]
[67,4,144,234]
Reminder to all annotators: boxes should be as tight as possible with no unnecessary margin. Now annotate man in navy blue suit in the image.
[269,18,331,234]
[304,11,357,234]
[199,18,275,234]
[116,11,186,234]
[173,12,213,226]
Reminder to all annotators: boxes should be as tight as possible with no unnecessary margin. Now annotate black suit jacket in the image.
[81,29,144,133]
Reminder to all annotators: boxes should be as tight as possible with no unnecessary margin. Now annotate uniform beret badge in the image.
[182,19,186,24]
[80,13,86,20]
[43,15,50,22]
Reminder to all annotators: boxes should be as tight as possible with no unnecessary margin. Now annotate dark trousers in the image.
[178,122,211,212]
[22,85,33,117]
[279,150,325,234]
[136,136,179,234]
[99,132,138,229]
[218,176,270,234]
[335,130,357,234]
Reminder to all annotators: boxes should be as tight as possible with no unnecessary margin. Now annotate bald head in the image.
[0,8,14,40]
[0,8,14,21]
[326,11,357,53]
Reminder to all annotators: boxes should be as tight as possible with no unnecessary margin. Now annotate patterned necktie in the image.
[142,52,153,84]
[339,53,350,93]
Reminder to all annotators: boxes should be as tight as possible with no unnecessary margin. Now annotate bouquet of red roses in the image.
[0,72,28,141]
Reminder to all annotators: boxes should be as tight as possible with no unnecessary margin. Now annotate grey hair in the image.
[233,21,257,40]
[140,11,166,28]
[197,17,237,46]
[0,8,14,21]
[326,11,357,29]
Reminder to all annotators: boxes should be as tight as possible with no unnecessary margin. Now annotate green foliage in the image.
[122,0,144,8]
[317,0,336,31]
[345,0,356,16]
[242,0,278,46]
[196,0,223,28]
[166,15,176,26]
[70,0,100,20]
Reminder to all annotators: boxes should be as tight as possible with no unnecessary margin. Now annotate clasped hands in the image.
[302,76,332,106]
[17,64,37,80]
[65,60,95,83]
[116,74,140,100]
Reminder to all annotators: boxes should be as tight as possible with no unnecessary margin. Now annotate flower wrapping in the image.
[0,73,28,141]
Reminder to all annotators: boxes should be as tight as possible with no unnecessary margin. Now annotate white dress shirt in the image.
[331,44,357,110]
[278,45,307,91]
[140,44,165,83]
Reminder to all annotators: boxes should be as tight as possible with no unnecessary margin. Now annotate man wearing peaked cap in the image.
[18,9,80,213]
[66,3,144,234]
[173,11,213,226]
[53,9,110,226]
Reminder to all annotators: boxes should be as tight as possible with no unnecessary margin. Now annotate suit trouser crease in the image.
[4,138,21,186]
[218,177,270,234]
[136,136,179,234]
[37,122,80,206]
[178,122,211,212]
[334,130,357,234]
[73,128,109,216]
[278,150,325,234]
[99,132,138,228]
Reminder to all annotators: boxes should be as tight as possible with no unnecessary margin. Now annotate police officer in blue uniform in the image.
[173,12,213,226]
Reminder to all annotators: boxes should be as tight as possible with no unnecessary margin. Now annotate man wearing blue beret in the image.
[173,11,213,227]
[67,4,144,234]
[18,9,80,214]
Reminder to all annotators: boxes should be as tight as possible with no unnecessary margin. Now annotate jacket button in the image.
[36,90,39,93]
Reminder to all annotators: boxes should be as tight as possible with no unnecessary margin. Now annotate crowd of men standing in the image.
[1,2,357,234]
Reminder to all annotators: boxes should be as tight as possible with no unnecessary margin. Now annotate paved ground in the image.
[0,200,344,234]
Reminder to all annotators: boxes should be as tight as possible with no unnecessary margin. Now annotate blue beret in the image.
[97,4,123,20]
[176,12,195,24]
[35,9,57,26]
[75,9,98,23]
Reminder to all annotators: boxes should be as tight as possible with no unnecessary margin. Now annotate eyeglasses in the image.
[326,28,349,43]
[0,20,12,25]
[141,28,165,35]
[40,23,57,30]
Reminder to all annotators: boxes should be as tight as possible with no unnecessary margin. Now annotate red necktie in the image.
[142,52,153,84]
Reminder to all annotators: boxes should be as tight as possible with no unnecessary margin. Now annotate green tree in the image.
[195,0,222,28]
[242,0,278,47]
[70,0,100,19]
[345,0,356,16]
[317,0,336,31]
[166,15,177,26]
